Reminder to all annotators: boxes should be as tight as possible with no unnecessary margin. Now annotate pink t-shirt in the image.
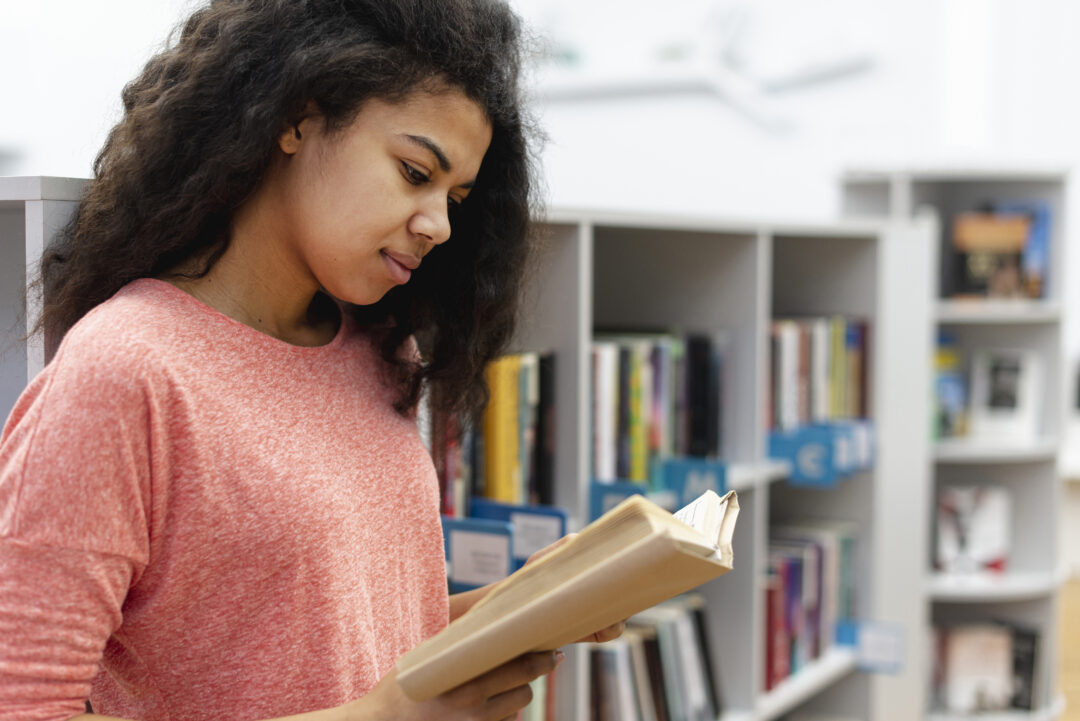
[0,278,450,721]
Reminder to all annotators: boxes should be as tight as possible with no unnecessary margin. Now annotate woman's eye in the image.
[448,196,462,212]
[401,161,429,185]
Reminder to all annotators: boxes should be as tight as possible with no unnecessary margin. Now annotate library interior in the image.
[2,1,1080,720]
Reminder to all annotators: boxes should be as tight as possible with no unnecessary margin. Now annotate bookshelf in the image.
[0,176,83,421]
[521,209,936,721]
[0,181,935,720]
[841,167,1068,720]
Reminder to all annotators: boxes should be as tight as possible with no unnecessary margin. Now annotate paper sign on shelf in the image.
[658,457,728,507]
[441,516,513,593]
[836,619,905,675]
[469,498,568,570]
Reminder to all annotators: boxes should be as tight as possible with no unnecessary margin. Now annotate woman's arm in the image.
[62,651,562,721]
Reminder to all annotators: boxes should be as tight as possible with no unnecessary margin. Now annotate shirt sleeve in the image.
[0,332,157,720]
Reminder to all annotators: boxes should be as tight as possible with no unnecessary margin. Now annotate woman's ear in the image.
[277,101,322,155]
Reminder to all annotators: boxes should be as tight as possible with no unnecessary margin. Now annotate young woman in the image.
[0,1,620,720]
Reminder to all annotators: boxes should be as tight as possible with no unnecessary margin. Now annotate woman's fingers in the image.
[591,619,626,643]
[484,683,534,720]
[523,532,578,566]
[449,650,560,704]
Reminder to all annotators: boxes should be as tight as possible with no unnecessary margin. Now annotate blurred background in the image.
[4,0,1080,218]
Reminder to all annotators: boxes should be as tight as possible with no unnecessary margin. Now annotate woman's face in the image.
[272,87,493,306]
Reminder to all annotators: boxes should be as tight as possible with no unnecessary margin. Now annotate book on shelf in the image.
[936,485,1010,574]
[968,348,1042,443]
[628,595,721,721]
[396,489,740,701]
[934,332,968,440]
[764,520,858,691]
[932,621,1040,713]
[770,316,869,432]
[948,202,1051,300]
[592,330,728,484]
[429,350,556,514]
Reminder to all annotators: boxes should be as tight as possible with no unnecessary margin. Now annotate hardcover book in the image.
[396,489,740,701]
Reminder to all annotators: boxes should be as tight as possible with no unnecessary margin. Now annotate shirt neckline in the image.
[130,277,350,354]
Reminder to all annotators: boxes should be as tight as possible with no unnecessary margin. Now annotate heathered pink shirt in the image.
[0,278,450,721]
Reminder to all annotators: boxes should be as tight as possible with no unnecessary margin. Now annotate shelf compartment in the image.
[934,438,1059,464]
[927,693,1066,721]
[928,568,1066,603]
[755,646,858,721]
[936,300,1061,325]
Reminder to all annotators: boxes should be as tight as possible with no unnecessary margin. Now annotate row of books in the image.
[769,316,869,433]
[946,202,1050,300]
[931,621,1039,713]
[764,521,857,691]
[429,351,557,514]
[592,332,728,484]
[589,594,722,721]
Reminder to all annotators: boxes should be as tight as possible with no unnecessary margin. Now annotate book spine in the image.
[535,352,556,505]
[483,354,521,502]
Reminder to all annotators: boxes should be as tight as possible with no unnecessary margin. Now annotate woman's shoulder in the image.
[55,278,205,374]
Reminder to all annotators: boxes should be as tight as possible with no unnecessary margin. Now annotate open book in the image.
[396,489,739,701]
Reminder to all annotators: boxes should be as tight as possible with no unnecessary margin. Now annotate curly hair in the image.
[34,0,539,419]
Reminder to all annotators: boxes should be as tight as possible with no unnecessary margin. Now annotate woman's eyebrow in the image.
[401,133,477,189]
[402,134,451,172]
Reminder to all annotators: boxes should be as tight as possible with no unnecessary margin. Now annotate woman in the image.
[0,1,618,720]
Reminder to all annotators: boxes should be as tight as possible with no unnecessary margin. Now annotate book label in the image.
[449,529,512,588]
[836,619,905,674]
[509,511,564,560]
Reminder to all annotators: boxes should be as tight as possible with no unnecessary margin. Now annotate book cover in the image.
[518,352,539,505]
[625,630,659,721]
[1007,622,1039,710]
[996,201,1051,299]
[638,628,671,721]
[968,348,1042,443]
[941,623,1014,712]
[592,342,620,482]
[483,354,521,502]
[951,211,1029,298]
[397,489,740,701]
[936,485,1010,574]
[535,352,557,505]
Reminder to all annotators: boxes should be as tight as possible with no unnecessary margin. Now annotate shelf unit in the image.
[516,208,935,721]
[841,167,1068,720]
[0,181,935,721]
[0,176,84,421]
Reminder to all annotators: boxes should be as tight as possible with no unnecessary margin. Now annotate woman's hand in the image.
[351,650,562,721]
[523,534,627,645]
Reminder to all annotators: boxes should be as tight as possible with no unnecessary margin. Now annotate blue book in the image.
[468,498,568,571]
[441,516,513,594]
[999,201,1051,299]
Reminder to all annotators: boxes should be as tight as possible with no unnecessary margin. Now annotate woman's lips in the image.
[382,250,419,284]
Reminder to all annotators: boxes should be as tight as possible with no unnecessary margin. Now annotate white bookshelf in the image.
[0,183,935,721]
[933,438,1060,464]
[841,167,1068,721]
[0,176,84,421]
[926,694,1067,721]
[524,208,936,721]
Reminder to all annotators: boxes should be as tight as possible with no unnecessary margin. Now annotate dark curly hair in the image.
[33,0,539,419]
